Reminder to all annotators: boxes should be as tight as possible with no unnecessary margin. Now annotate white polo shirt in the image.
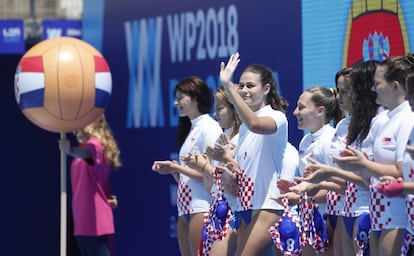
[177,114,222,216]
[299,124,336,214]
[370,101,414,230]
[320,116,350,216]
[342,109,388,217]
[235,105,287,211]
[402,127,414,235]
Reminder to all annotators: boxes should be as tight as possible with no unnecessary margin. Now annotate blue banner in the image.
[98,1,302,255]
[42,19,82,39]
[0,19,24,54]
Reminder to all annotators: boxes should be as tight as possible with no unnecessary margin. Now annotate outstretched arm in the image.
[297,158,369,188]
[334,146,400,179]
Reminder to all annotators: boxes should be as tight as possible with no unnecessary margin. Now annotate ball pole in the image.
[60,131,67,256]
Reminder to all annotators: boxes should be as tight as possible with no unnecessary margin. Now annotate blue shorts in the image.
[327,214,338,230]
[180,214,190,223]
[343,216,357,239]
[231,210,252,229]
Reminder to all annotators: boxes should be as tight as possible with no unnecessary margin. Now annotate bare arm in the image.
[334,147,401,179]
[220,53,277,134]
[59,139,92,159]
[152,160,204,182]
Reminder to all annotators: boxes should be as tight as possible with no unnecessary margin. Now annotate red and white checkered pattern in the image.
[237,171,254,211]
[400,230,414,256]
[309,205,328,254]
[355,235,369,256]
[269,198,306,256]
[199,213,213,256]
[369,183,391,230]
[198,168,233,256]
[405,168,414,235]
[299,193,313,232]
[177,177,192,215]
[326,190,343,216]
[400,231,414,256]
[406,196,414,235]
[343,182,358,217]
[299,194,328,254]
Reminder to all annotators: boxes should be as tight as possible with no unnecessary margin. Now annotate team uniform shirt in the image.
[281,142,300,220]
[402,126,414,236]
[235,105,288,211]
[210,129,239,212]
[177,114,222,216]
[71,137,114,236]
[370,101,414,231]
[280,142,299,180]
[401,128,414,256]
[343,109,389,217]
[298,124,336,215]
[319,117,350,216]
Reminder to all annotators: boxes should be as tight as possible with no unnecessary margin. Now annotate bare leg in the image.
[177,216,191,256]
[189,212,205,256]
[340,217,357,255]
[369,230,380,256]
[378,228,404,256]
[333,216,344,256]
[236,209,280,256]
[319,216,335,256]
[210,229,237,256]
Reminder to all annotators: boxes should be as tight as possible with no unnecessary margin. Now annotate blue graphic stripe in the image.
[82,0,105,51]
[126,21,139,128]
[95,89,111,108]
[19,89,44,110]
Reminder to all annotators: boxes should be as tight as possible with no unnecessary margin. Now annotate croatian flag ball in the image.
[14,37,112,132]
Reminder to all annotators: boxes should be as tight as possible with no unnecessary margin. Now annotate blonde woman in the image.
[59,114,122,256]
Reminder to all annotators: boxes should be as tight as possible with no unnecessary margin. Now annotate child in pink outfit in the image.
[59,114,121,256]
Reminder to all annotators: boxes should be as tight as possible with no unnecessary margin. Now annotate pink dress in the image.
[71,137,114,236]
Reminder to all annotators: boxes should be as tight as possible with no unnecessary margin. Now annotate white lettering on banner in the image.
[67,28,81,37]
[167,4,239,63]
[125,17,165,128]
[46,28,62,38]
[3,27,21,37]
[125,4,240,128]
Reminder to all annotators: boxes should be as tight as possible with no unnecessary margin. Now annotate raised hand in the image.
[206,133,237,162]
[220,52,240,87]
